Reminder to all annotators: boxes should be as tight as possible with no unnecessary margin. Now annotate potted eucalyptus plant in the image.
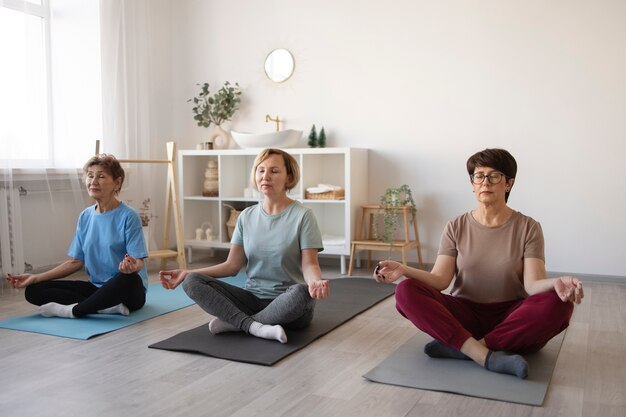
[127,198,154,251]
[374,184,416,258]
[189,81,242,149]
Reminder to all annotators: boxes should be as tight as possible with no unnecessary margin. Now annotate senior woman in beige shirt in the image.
[375,148,583,379]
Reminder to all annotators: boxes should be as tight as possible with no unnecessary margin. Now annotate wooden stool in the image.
[348,204,423,276]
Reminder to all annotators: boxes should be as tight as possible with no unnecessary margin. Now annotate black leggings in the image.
[24,273,146,318]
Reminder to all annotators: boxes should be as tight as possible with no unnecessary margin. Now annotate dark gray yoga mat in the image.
[363,329,566,406]
[149,277,395,365]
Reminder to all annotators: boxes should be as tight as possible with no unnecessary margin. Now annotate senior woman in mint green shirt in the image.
[160,148,329,343]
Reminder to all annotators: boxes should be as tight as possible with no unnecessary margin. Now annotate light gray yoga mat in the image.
[363,330,566,406]
[149,277,395,365]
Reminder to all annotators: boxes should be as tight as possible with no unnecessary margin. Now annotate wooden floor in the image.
[1,257,625,417]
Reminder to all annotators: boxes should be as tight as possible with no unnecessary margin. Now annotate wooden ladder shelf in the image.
[348,204,423,276]
[95,141,186,270]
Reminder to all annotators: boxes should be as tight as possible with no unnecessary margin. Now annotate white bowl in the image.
[231,129,302,149]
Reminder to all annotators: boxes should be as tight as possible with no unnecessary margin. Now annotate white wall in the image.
[154,0,626,277]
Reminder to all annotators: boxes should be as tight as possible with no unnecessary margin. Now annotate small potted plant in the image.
[138,198,153,227]
[189,81,242,149]
[138,198,154,250]
[374,184,416,258]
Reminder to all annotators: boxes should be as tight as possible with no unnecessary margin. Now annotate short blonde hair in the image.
[250,148,300,192]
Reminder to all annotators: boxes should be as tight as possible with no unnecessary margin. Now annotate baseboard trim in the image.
[21,255,625,286]
[344,258,626,285]
[547,271,626,284]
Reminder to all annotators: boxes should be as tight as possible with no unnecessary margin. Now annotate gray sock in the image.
[424,340,471,360]
[484,350,528,379]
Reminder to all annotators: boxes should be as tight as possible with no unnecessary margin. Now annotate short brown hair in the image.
[250,148,300,192]
[466,148,517,202]
[83,154,125,195]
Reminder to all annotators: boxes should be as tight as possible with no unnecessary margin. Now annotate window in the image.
[0,0,50,164]
[0,0,101,168]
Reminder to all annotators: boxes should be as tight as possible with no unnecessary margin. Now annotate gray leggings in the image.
[182,272,315,333]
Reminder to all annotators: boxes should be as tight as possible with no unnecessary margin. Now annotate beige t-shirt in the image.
[438,211,545,303]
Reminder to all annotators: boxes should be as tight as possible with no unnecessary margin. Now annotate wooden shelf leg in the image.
[167,142,187,270]
[348,244,356,276]
[412,212,423,269]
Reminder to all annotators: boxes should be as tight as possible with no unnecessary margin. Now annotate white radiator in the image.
[0,186,25,276]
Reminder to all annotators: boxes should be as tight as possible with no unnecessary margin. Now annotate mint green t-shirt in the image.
[231,202,323,299]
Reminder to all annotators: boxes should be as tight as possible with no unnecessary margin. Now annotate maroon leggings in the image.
[395,278,573,353]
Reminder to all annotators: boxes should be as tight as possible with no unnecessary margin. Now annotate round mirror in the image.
[264,49,295,83]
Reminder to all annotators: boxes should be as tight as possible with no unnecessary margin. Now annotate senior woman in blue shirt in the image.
[6,154,148,318]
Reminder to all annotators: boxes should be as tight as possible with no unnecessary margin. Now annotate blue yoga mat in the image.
[0,272,248,340]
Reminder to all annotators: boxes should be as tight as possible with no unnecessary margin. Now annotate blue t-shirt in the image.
[68,202,149,290]
[231,202,323,299]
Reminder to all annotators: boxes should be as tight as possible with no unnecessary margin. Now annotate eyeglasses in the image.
[471,172,505,185]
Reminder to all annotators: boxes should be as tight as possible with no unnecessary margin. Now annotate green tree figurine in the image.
[307,124,318,147]
[318,127,326,148]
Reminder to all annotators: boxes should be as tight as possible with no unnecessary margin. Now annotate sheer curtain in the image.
[1,0,99,286]
[1,0,162,286]
[0,168,89,283]
[99,0,163,257]
[100,0,154,159]
[0,0,102,168]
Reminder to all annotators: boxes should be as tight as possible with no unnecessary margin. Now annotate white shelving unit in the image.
[178,148,368,274]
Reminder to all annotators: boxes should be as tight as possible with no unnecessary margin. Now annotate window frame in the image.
[1,0,53,167]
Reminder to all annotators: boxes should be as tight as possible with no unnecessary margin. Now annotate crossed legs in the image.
[24,273,146,318]
[395,278,573,378]
[182,273,315,343]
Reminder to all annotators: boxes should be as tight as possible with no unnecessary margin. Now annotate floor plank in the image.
[1,258,624,416]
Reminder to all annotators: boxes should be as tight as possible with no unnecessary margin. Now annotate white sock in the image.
[97,303,130,316]
[39,302,77,318]
[249,321,287,344]
[208,318,241,334]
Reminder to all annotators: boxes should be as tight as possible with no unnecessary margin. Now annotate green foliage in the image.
[189,81,242,128]
[374,184,416,247]
[308,124,318,147]
[318,127,326,148]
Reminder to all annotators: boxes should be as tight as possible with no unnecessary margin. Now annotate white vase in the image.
[208,125,232,149]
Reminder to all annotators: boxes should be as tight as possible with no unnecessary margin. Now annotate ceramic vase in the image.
[208,125,232,149]
[202,160,219,197]
[224,204,240,240]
